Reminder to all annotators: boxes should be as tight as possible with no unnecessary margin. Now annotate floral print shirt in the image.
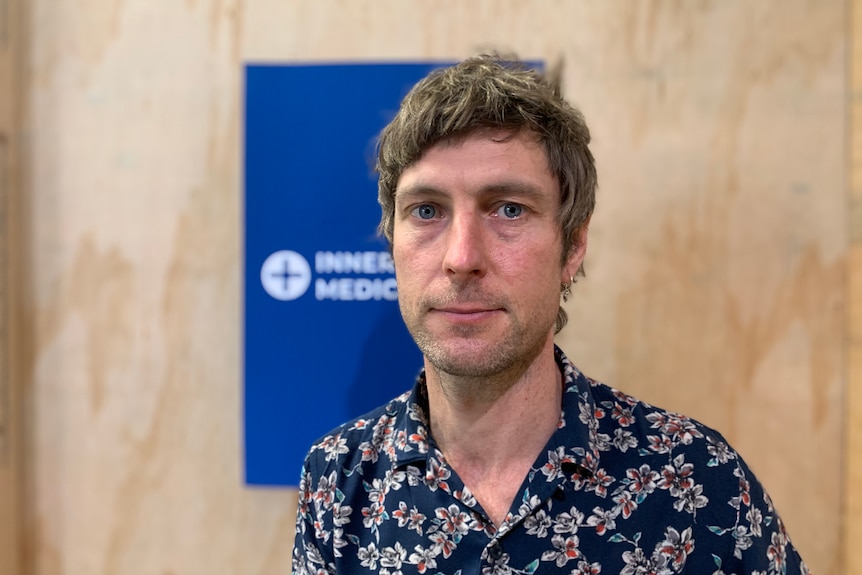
[293,346,809,575]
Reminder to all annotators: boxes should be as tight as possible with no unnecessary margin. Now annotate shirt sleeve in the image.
[292,459,337,575]
[708,456,811,575]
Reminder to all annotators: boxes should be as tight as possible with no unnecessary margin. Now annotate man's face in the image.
[392,128,587,379]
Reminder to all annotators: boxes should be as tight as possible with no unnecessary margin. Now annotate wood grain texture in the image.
[846,1,862,573]
[20,1,845,574]
[0,0,23,572]
[557,3,845,572]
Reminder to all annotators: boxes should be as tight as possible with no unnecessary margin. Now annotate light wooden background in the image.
[0,1,856,574]
[0,0,24,572]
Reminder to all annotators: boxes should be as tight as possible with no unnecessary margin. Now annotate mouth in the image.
[429,305,505,322]
[436,305,498,314]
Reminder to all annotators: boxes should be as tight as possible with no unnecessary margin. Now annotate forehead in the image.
[395,127,558,197]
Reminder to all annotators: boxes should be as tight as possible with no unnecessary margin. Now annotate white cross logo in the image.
[260,250,312,301]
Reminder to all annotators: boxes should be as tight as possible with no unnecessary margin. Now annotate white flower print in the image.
[293,347,810,575]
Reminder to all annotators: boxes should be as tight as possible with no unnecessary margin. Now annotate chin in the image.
[423,339,524,379]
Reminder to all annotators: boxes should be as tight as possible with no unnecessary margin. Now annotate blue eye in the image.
[412,204,437,220]
[498,204,523,219]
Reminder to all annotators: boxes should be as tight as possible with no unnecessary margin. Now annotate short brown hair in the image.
[376,54,597,331]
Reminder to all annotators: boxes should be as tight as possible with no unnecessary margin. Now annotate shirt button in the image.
[488,543,504,561]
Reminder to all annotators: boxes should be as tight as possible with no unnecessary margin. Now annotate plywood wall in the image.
[17,1,850,574]
[0,0,24,573]
[847,0,862,573]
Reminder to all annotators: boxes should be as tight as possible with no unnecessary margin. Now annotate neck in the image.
[422,339,563,525]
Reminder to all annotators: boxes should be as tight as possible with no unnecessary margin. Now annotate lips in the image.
[435,305,500,314]
[421,291,506,321]
[428,304,506,326]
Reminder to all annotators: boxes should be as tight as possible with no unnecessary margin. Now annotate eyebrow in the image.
[394,184,446,202]
[395,180,548,202]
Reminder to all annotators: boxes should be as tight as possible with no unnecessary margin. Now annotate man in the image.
[293,55,808,575]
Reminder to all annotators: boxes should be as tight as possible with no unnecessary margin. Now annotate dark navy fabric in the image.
[293,347,808,575]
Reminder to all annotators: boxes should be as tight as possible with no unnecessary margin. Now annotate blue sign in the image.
[243,63,449,486]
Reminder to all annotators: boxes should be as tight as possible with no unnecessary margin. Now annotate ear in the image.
[561,220,590,283]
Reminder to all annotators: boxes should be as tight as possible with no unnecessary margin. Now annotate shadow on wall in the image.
[347,306,423,417]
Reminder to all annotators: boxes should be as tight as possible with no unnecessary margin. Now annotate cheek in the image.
[393,233,438,271]
[497,240,562,279]
[392,246,426,291]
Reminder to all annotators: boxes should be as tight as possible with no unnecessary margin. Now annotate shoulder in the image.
[586,377,734,465]
[299,387,428,489]
[304,391,408,463]
[580,378,809,572]
[558,349,743,504]
[569,374,744,517]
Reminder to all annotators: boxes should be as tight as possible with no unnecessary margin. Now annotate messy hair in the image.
[376,54,597,332]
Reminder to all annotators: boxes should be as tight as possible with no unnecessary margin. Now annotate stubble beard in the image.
[403,295,557,403]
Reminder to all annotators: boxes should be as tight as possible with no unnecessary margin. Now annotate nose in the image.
[442,212,487,280]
